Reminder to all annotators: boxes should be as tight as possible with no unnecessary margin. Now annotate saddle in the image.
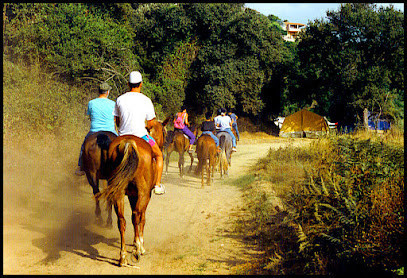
[216,131,229,136]
[174,129,188,139]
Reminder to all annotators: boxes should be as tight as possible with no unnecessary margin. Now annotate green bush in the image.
[244,135,404,274]
[291,136,404,274]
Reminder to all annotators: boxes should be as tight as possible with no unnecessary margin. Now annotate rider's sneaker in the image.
[188,148,194,154]
[232,147,237,152]
[217,147,222,153]
[154,184,166,195]
[75,166,85,176]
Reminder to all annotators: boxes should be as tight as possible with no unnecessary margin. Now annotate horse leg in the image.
[179,151,184,178]
[129,191,151,261]
[201,157,205,188]
[86,172,102,224]
[165,147,173,175]
[206,158,211,186]
[128,195,142,261]
[211,162,215,185]
[106,200,113,228]
[113,197,127,267]
[188,151,194,173]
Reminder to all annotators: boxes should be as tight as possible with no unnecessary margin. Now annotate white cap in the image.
[129,71,142,84]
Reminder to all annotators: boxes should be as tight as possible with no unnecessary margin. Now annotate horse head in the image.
[147,116,171,150]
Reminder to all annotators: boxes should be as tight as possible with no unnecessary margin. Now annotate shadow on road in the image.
[21,200,119,267]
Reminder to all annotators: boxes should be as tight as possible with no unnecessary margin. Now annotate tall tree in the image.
[296,3,404,126]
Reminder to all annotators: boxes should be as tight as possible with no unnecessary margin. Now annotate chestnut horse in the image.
[195,134,219,187]
[82,131,117,226]
[164,126,197,178]
[81,118,169,227]
[96,135,156,267]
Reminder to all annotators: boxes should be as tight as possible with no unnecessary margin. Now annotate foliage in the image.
[243,134,404,274]
[3,57,88,141]
[4,3,137,90]
[185,4,285,116]
[3,3,404,130]
[156,40,199,116]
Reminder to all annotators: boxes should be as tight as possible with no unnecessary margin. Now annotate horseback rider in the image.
[228,109,240,141]
[173,105,196,153]
[75,82,117,176]
[201,111,221,152]
[113,71,165,195]
[214,108,237,152]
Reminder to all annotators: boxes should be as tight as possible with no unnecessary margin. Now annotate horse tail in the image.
[96,133,112,151]
[164,130,174,148]
[96,139,139,205]
[219,134,226,150]
[96,133,114,174]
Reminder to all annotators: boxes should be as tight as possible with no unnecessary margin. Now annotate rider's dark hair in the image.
[181,105,187,111]
[205,111,212,120]
[129,82,141,89]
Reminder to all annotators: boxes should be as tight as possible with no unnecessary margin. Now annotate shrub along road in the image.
[3,133,310,274]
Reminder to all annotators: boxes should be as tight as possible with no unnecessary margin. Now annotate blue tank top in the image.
[87,98,117,135]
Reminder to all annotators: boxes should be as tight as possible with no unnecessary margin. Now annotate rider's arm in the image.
[185,113,190,126]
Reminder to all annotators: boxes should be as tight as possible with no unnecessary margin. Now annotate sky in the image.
[244,3,404,24]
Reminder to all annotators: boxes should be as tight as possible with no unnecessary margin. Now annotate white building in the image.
[281,22,306,42]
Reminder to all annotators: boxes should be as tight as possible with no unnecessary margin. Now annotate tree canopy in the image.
[3,3,404,127]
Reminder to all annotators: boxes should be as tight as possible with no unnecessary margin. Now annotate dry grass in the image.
[234,130,404,275]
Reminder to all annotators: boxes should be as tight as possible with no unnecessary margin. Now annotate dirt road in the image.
[3,134,305,274]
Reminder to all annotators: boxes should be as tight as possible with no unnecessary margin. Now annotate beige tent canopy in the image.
[279,109,329,138]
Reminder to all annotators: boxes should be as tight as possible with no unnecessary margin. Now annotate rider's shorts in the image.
[141,134,156,147]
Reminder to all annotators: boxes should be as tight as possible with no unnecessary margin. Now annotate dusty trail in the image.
[3,134,305,274]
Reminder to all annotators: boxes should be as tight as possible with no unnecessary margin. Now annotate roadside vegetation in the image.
[234,132,404,275]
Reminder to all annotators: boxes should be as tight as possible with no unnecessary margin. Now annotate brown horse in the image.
[164,126,198,178]
[195,134,219,187]
[82,131,117,226]
[81,117,168,227]
[96,135,156,267]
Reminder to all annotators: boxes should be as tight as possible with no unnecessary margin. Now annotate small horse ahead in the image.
[216,131,233,177]
[164,126,198,178]
[195,134,219,187]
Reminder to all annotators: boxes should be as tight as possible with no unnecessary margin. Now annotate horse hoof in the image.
[131,251,141,262]
[119,256,128,267]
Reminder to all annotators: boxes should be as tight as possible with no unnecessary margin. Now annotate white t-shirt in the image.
[214,115,232,131]
[114,92,156,137]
